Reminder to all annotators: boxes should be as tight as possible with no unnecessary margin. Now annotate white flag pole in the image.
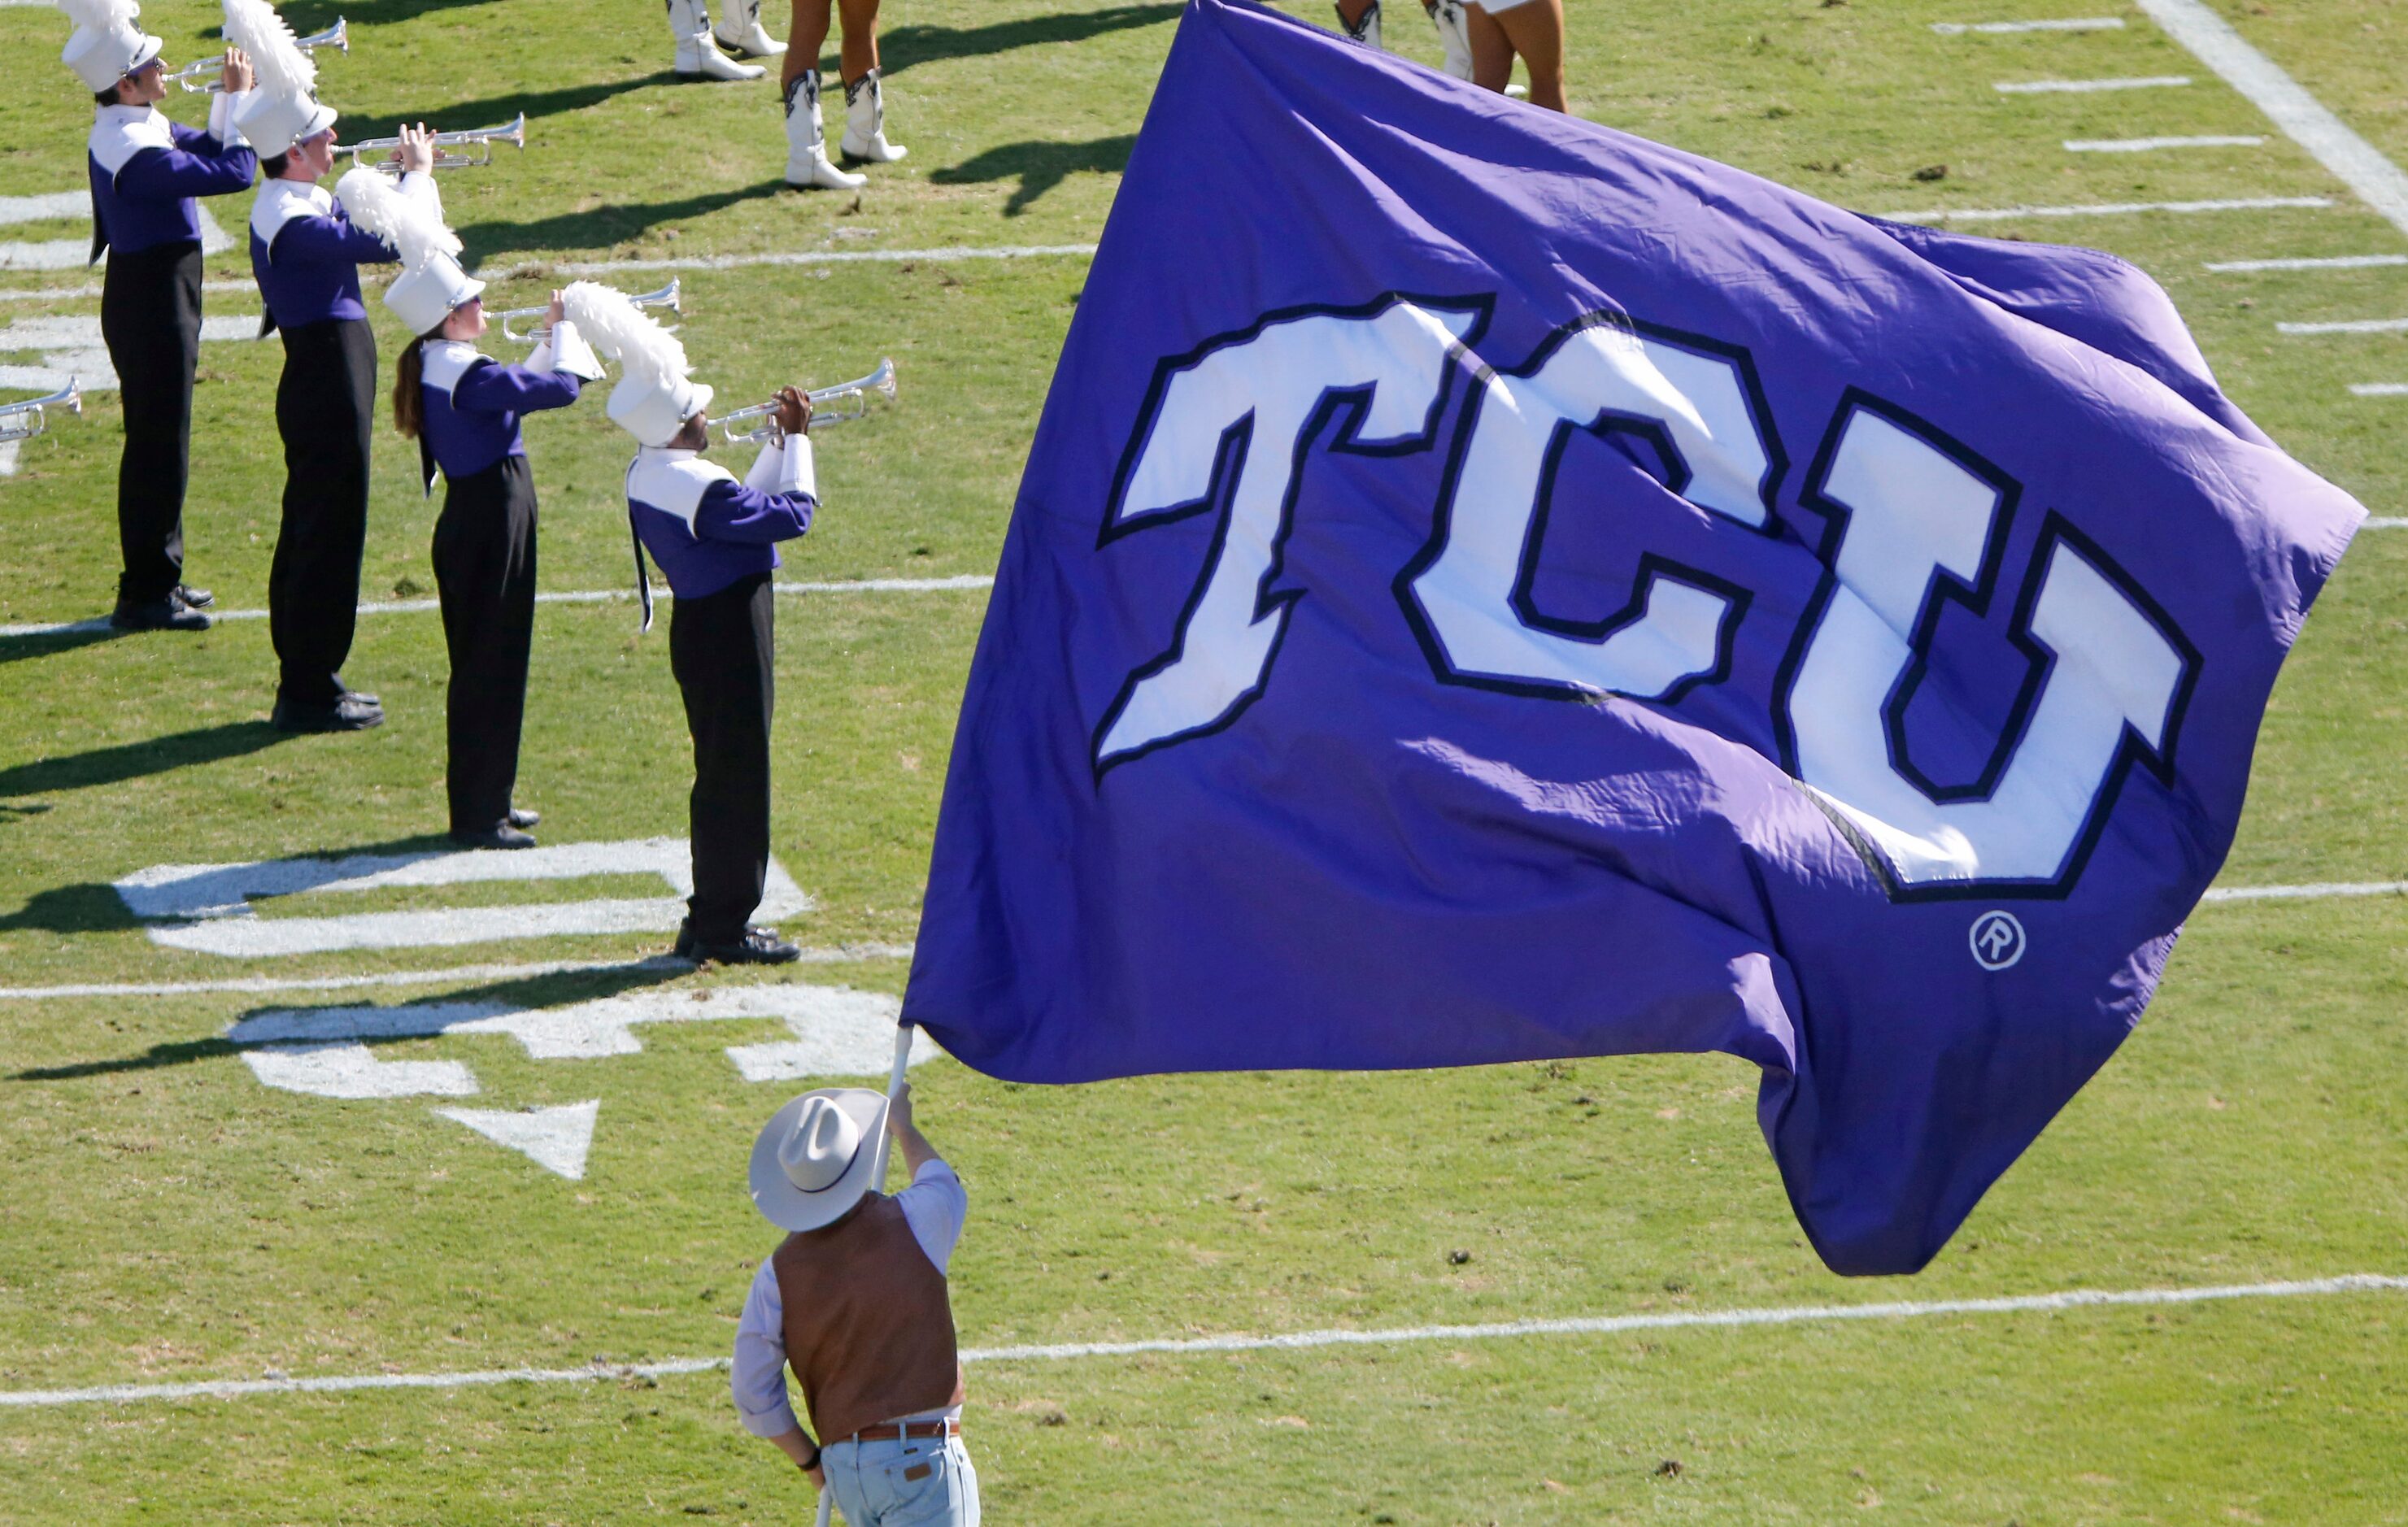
[869,1022,914,1189]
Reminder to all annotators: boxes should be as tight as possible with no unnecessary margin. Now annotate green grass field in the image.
[2,1,2405,1521]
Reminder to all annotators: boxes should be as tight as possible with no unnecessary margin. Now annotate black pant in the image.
[270,318,377,707]
[433,455,539,833]
[98,241,202,604]
[669,572,775,942]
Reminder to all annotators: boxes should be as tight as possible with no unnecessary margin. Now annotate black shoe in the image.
[109,593,211,632]
[449,824,536,850]
[673,920,800,965]
[337,687,380,707]
[507,807,540,829]
[173,584,214,609]
[271,694,385,733]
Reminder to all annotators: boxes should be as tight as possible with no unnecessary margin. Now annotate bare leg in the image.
[784,0,832,89]
[1464,2,1514,94]
[837,0,881,82]
[1490,0,1565,111]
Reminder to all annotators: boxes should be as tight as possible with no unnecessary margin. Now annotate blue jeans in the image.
[824,1433,979,1526]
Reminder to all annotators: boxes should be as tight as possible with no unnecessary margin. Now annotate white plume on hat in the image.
[220,0,316,100]
[568,281,713,446]
[335,166,459,270]
[565,281,691,396]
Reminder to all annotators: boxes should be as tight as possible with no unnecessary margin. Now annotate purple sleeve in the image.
[266,211,399,267]
[693,478,816,546]
[451,359,583,416]
[113,141,258,201]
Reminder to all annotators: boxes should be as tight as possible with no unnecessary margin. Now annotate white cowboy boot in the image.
[839,69,908,163]
[1424,0,1474,80]
[668,0,764,80]
[786,72,866,189]
[714,0,786,59]
[1336,0,1383,49]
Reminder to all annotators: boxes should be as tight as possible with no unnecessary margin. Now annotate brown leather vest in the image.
[772,1194,965,1443]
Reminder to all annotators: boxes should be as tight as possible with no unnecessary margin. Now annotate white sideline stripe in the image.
[0,439,18,478]
[2064,134,2264,152]
[1933,17,2124,33]
[532,244,1100,278]
[2349,384,2408,398]
[6,1274,2401,1409]
[1994,76,2191,93]
[2201,881,2408,902]
[1879,196,2329,224]
[0,575,994,640]
[2278,316,2408,334]
[2206,254,2408,272]
[2138,0,2408,239]
[0,945,918,1001]
[2361,516,2408,526]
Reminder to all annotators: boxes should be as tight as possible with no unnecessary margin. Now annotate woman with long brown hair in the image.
[345,169,599,849]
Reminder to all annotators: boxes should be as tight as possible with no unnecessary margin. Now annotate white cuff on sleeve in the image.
[211,89,249,147]
[546,320,607,382]
[761,433,815,498]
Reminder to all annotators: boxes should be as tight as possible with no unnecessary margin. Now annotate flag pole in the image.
[869,1022,914,1189]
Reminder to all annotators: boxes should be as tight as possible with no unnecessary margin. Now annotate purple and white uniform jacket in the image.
[250,172,433,333]
[625,436,817,629]
[416,336,586,493]
[87,97,258,263]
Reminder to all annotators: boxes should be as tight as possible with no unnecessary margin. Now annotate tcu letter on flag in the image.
[904,0,2361,1274]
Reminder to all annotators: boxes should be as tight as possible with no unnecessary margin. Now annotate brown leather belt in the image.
[842,1418,959,1445]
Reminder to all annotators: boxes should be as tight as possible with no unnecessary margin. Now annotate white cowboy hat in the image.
[749,1087,887,1232]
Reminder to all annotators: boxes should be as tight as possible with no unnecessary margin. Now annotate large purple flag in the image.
[903,0,2361,1273]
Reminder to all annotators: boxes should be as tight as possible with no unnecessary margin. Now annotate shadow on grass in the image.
[929,134,1136,216]
[459,180,790,267]
[0,721,288,801]
[245,0,499,37]
[8,956,699,1083]
[337,72,683,158]
[874,3,1181,79]
[0,624,126,668]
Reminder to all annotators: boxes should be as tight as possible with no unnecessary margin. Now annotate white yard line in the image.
[2064,134,2264,153]
[2349,384,2408,398]
[2361,516,2408,526]
[532,243,1099,278]
[5,1273,2401,1409]
[2205,254,2408,272]
[0,280,257,304]
[2136,0,2408,240]
[2200,880,2408,902]
[1879,195,2330,224]
[0,573,994,641]
[2278,316,2408,335]
[1934,17,2124,34]
[1994,76,2191,94]
[0,945,917,1002]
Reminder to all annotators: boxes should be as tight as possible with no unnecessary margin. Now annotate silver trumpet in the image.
[497,279,681,346]
[718,359,899,443]
[0,380,81,446]
[343,112,527,173]
[168,18,349,92]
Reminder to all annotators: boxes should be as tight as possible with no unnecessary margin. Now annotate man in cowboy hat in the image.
[733,1081,981,1525]
[61,0,257,632]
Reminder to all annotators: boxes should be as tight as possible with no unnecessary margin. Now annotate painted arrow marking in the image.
[435,1101,600,1180]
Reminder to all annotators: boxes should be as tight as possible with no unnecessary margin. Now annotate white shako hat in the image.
[224,0,337,156]
[567,281,713,447]
[749,1088,889,1233]
[58,0,163,92]
[336,167,483,336]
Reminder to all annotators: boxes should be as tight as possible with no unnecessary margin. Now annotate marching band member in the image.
[60,0,257,632]
[782,0,905,192]
[347,174,603,850]
[1334,0,1474,82]
[665,0,776,82]
[566,282,817,966]
[226,0,430,733]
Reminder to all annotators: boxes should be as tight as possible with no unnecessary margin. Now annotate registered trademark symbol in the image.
[1969,910,2026,971]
